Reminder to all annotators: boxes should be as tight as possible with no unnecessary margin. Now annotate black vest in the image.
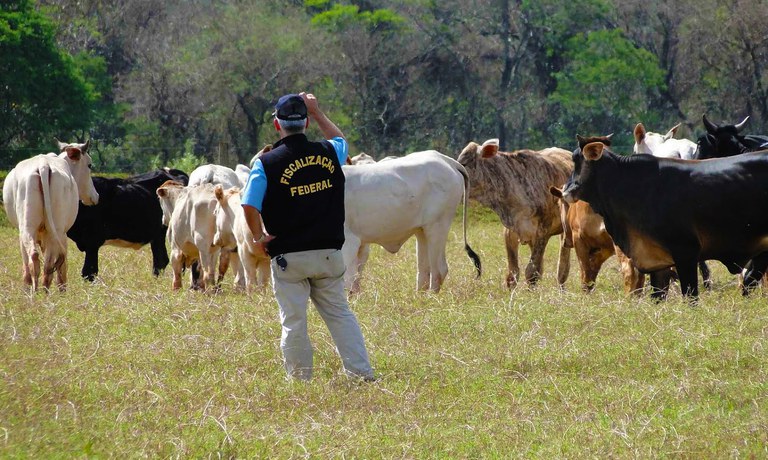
[259,134,346,255]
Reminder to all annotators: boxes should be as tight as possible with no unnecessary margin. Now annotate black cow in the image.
[561,140,768,300]
[695,115,768,159]
[67,168,189,281]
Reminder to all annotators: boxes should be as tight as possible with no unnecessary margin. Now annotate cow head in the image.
[156,180,187,226]
[633,123,680,155]
[561,136,611,204]
[55,138,99,205]
[458,139,499,167]
[695,115,750,159]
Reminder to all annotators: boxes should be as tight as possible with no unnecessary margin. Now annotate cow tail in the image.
[455,162,482,278]
[39,164,67,256]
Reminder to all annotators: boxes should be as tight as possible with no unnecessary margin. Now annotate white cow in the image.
[156,181,221,291]
[3,140,99,291]
[213,185,271,291]
[633,123,697,160]
[342,150,481,293]
[188,164,241,189]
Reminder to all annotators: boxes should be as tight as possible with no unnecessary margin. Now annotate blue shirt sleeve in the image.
[241,159,267,212]
[328,137,348,165]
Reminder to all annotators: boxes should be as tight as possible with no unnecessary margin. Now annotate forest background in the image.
[2,0,767,172]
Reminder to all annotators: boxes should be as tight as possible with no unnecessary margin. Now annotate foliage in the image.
[0,0,102,157]
[549,29,667,139]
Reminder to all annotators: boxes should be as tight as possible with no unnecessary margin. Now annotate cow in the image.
[2,139,99,291]
[235,164,251,188]
[547,135,643,294]
[188,164,241,189]
[633,123,712,288]
[695,115,768,160]
[156,181,221,291]
[633,122,697,160]
[561,140,768,300]
[341,150,481,293]
[457,139,572,289]
[213,185,271,291]
[66,168,189,281]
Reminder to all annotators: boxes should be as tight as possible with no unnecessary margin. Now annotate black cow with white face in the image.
[695,115,768,160]
[562,138,768,300]
[67,168,189,281]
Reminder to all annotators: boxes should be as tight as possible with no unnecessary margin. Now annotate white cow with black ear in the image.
[342,150,481,293]
[633,122,697,160]
[3,139,99,291]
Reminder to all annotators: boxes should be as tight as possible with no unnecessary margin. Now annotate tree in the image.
[0,0,99,158]
[549,29,667,142]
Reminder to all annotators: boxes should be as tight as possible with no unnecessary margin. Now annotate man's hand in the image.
[300,92,320,117]
[298,91,344,140]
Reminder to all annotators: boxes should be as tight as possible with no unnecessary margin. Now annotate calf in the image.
[457,139,572,288]
[3,140,99,291]
[156,182,221,291]
[67,168,189,281]
[213,185,271,291]
[342,150,481,293]
[562,141,768,299]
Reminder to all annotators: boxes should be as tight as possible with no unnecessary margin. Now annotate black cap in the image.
[273,94,307,121]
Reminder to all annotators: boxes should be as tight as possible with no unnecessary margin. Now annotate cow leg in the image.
[742,252,768,295]
[555,233,571,290]
[55,251,68,292]
[615,245,644,295]
[257,258,271,289]
[150,234,169,277]
[19,235,37,290]
[504,228,521,289]
[198,248,218,292]
[229,250,245,291]
[341,233,363,293]
[699,261,712,290]
[424,221,452,292]
[415,229,431,291]
[675,259,700,299]
[575,241,596,292]
[81,249,99,282]
[649,269,674,301]
[217,250,230,285]
[171,249,184,290]
[525,238,547,287]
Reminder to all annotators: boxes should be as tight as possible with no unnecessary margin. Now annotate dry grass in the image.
[0,205,766,458]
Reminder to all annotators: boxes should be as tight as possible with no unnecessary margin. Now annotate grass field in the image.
[0,203,766,458]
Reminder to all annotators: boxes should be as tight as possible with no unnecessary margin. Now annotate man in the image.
[241,92,374,382]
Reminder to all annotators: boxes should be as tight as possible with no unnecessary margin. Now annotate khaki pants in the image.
[271,248,373,381]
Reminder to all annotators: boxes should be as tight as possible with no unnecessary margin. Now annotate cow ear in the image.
[633,123,646,143]
[549,186,563,199]
[157,187,168,198]
[582,142,605,161]
[480,139,500,158]
[65,146,82,160]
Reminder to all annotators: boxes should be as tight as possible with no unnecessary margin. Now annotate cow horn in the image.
[702,114,718,133]
[664,123,681,141]
[734,116,750,132]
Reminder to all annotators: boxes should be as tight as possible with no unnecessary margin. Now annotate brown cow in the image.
[458,139,572,288]
[550,188,643,294]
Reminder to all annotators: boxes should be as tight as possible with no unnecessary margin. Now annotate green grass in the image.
[0,205,766,458]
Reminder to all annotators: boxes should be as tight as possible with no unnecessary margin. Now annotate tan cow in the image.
[457,139,572,288]
[2,139,99,291]
[213,185,271,292]
[550,187,643,294]
[156,181,220,291]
